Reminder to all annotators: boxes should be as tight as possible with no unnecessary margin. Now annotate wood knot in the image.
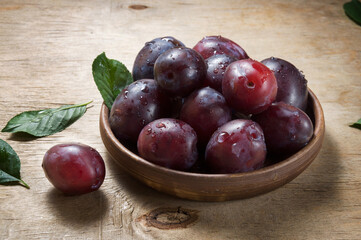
[128,4,149,10]
[138,207,198,229]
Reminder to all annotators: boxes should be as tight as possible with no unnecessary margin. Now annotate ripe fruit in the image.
[253,102,313,156]
[204,54,237,93]
[108,35,315,175]
[205,119,266,174]
[132,36,185,80]
[193,35,249,60]
[137,118,198,171]
[42,143,105,195]
[109,79,170,144]
[154,47,206,97]
[180,87,231,146]
[222,59,278,114]
[261,57,308,111]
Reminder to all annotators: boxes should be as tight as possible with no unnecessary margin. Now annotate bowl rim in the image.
[100,88,325,180]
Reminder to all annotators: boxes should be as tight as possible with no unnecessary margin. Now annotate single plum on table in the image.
[42,143,105,195]
[193,35,249,60]
[204,54,237,93]
[261,57,308,111]
[154,47,206,97]
[253,102,313,156]
[132,36,185,80]
[137,118,198,171]
[109,79,170,144]
[205,119,266,174]
[180,87,231,146]
[222,59,278,115]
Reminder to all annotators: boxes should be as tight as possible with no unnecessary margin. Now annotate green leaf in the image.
[0,139,29,188]
[344,0,361,26]
[349,118,361,130]
[1,101,92,137]
[92,52,133,110]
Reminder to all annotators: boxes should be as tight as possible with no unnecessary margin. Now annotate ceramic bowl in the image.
[99,88,325,201]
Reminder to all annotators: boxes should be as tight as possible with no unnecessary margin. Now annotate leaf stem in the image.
[60,100,93,111]
[19,179,30,189]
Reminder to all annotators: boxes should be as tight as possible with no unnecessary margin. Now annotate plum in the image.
[261,57,308,111]
[109,79,170,144]
[193,35,249,60]
[42,143,105,195]
[204,54,237,93]
[222,59,278,114]
[180,87,231,146]
[132,36,185,80]
[205,119,266,174]
[253,102,313,156]
[154,47,206,97]
[137,118,198,171]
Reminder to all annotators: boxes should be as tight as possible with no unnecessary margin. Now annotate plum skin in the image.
[132,36,185,80]
[193,35,249,60]
[154,47,206,97]
[180,87,232,146]
[261,57,308,111]
[137,118,198,171]
[253,102,314,156]
[205,119,266,174]
[42,143,105,195]
[109,79,170,144]
[222,59,278,115]
[204,54,237,93]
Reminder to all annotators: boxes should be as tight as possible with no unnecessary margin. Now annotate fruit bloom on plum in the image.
[132,36,184,80]
[253,102,313,156]
[154,47,206,97]
[180,87,231,146]
[193,35,249,60]
[42,143,105,195]
[109,79,170,144]
[261,57,308,111]
[205,119,266,174]
[137,118,198,171]
[204,54,237,93]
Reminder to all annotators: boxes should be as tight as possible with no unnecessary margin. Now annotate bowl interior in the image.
[99,88,325,201]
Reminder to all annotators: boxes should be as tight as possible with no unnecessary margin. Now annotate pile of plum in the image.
[109,36,313,174]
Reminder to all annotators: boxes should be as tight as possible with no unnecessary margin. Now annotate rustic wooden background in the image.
[0,0,360,239]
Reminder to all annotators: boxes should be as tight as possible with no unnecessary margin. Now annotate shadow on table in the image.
[201,129,341,238]
[7,132,39,141]
[107,130,341,237]
[46,188,109,227]
[105,151,181,204]
[220,130,342,237]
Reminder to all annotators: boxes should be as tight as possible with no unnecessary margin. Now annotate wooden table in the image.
[0,0,360,239]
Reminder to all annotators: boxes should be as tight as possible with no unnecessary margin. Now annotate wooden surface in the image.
[0,0,360,239]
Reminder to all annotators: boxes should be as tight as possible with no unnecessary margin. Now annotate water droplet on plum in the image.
[217,132,229,143]
[156,123,166,128]
[139,96,148,105]
[141,85,149,93]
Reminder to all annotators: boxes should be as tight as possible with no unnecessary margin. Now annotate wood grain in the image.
[0,0,360,239]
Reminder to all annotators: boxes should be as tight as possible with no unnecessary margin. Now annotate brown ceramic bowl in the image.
[99,88,325,201]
